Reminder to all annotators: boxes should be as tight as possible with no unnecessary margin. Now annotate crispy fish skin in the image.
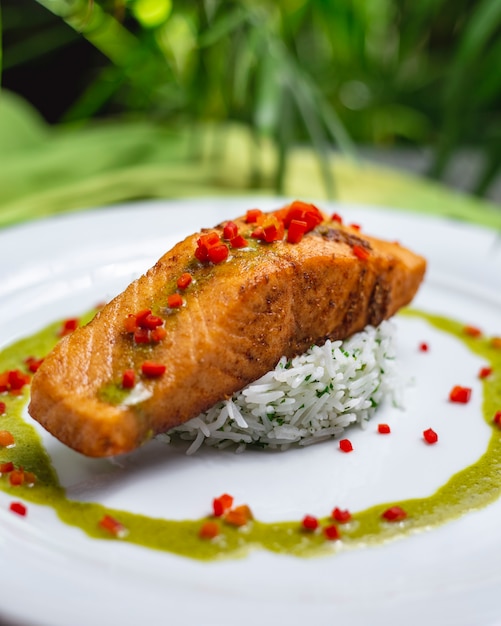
[28,210,426,457]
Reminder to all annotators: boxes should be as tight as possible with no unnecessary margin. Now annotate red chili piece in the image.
[141,361,166,378]
[9,469,25,486]
[59,318,79,336]
[0,370,31,394]
[464,325,482,338]
[339,439,353,453]
[382,506,407,522]
[25,356,44,373]
[199,521,220,539]
[331,507,352,523]
[479,367,492,379]
[0,402,6,415]
[349,223,361,231]
[230,234,248,249]
[9,502,27,517]
[331,213,343,224]
[212,493,234,517]
[177,273,193,290]
[423,428,438,444]
[0,431,15,448]
[493,411,501,428]
[167,294,184,309]
[492,337,501,350]
[352,244,370,261]
[99,514,128,538]
[0,461,14,473]
[122,369,135,389]
[286,219,308,244]
[302,515,319,531]
[449,385,472,404]
[223,221,239,240]
[245,209,263,223]
[419,342,429,352]
[251,215,284,243]
[378,423,391,434]
[150,327,167,342]
[324,524,341,541]
[224,504,253,527]
[281,200,323,232]
[195,232,228,264]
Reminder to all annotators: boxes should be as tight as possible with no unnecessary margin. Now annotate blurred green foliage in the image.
[1,0,501,196]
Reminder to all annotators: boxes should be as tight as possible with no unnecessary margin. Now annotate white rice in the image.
[158,320,400,454]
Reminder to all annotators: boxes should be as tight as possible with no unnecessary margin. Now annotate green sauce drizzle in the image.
[1,309,500,560]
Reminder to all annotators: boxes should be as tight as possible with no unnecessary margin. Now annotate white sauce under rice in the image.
[158,320,400,454]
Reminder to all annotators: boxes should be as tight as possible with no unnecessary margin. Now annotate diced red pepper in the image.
[331,507,352,523]
[378,423,391,434]
[324,524,341,540]
[352,244,370,261]
[287,219,308,244]
[0,370,31,394]
[493,411,501,428]
[230,234,248,249]
[167,294,184,309]
[419,342,429,352]
[464,325,482,338]
[0,401,5,415]
[141,361,166,378]
[301,515,319,531]
[349,223,361,231]
[135,309,153,327]
[339,439,353,453]
[177,273,193,290]
[122,369,135,389]
[223,221,239,240]
[331,213,343,224]
[492,337,501,350]
[58,318,79,336]
[199,520,220,539]
[199,232,220,248]
[194,245,209,263]
[0,461,14,473]
[150,327,167,342]
[0,430,15,448]
[141,314,163,330]
[207,243,229,264]
[9,502,27,517]
[245,208,263,223]
[382,506,407,522]
[224,505,253,527]
[479,366,493,379]
[423,428,438,444]
[124,314,138,333]
[449,385,472,404]
[195,232,225,264]
[281,201,323,233]
[99,514,128,538]
[213,493,234,517]
[25,356,44,373]
[9,469,25,486]
[133,327,150,344]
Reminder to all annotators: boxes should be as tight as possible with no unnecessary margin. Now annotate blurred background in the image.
[1,0,500,225]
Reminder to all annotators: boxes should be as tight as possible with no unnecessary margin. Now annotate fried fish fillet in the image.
[29,203,426,457]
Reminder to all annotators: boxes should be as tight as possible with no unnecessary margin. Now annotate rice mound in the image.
[159,320,400,454]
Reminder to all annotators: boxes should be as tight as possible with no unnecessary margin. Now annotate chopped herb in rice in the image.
[159,320,400,454]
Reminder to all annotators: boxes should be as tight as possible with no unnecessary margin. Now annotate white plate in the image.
[0,198,500,626]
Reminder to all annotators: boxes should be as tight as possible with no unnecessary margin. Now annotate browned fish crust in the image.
[28,206,426,457]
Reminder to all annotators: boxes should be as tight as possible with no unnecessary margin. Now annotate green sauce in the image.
[1,309,500,560]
